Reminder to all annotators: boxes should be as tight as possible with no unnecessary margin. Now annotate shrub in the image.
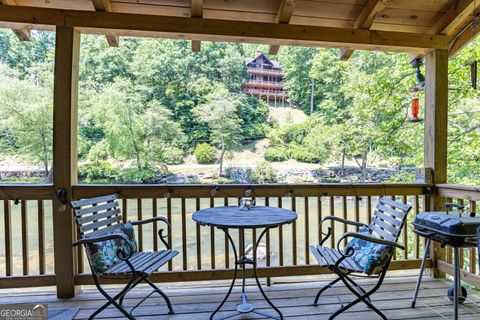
[160,146,184,165]
[118,167,158,183]
[264,146,289,162]
[289,144,322,163]
[78,160,118,183]
[86,140,110,161]
[194,143,217,164]
[251,162,277,183]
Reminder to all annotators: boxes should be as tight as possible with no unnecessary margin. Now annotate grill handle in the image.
[414,229,434,238]
[444,202,464,210]
[414,229,449,248]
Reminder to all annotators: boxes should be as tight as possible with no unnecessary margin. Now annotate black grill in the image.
[413,210,479,247]
[411,205,480,320]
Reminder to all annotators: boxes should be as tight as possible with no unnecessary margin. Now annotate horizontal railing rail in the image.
[435,183,480,288]
[247,68,283,76]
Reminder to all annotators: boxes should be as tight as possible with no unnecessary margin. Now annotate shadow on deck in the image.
[0,272,479,319]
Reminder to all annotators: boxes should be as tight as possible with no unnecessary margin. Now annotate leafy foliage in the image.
[4,29,480,185]
[194,143,217,164]
[251,161,277,183]
[194,86,243,174]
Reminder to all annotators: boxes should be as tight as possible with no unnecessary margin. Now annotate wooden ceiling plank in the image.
[429,0,480,35]
[0,5,449,51]
[0,0,31,41]
[269,0,296,55]
[191,0,203,51]
[92,0,119,46]
[341,0,388,61]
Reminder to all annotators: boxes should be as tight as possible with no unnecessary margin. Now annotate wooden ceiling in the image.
[0,0,478,57]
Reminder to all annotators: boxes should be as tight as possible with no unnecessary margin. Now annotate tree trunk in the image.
[341,148,346,176]
[40,130,49,178]
[361,151,368,180]
[219,144,225,176]
[45,166,53,183]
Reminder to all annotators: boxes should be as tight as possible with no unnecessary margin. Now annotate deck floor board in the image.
[1,272,479,319]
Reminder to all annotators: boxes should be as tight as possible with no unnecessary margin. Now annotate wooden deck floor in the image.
[1,272,480,319]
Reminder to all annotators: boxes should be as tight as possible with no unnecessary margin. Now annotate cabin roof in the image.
[246,51,281,68]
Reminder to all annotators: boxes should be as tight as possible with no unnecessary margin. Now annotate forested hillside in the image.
[0,30,479,184]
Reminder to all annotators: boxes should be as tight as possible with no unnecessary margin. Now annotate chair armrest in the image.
[319,216,368,246]
[130,216,171,227]
[337,232,405,251]
[130,216,171,250]
[73,233,129,247]
[73,233,134,260]
[321,216,368,228]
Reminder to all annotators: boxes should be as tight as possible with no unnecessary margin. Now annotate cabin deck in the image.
[1,271,479,319]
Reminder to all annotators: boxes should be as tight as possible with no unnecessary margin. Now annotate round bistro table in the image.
[192,206,297,320]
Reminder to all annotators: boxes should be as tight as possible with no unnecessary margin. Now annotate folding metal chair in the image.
[71,194,178,320]
[310,197,412,320]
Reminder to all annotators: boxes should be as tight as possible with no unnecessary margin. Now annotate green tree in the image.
[92,78,185,170]
[309,49,351,123]
[194,86,242,175]
[278,46,316,111]
[0,64,53,178]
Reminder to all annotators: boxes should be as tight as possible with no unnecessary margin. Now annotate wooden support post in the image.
[424,48,448,278]
[52,26,80,298]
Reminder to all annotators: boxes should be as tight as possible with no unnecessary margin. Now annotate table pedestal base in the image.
[210,228,282,320]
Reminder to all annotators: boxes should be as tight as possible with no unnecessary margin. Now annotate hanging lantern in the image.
[407,86,423,123]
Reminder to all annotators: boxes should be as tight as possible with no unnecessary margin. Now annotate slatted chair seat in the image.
[310,245,364,273]
[71,194,177,320]
[309,197,412,320]
[103,250,177,278]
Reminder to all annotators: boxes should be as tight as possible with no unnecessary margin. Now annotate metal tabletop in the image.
[192,205,297,229]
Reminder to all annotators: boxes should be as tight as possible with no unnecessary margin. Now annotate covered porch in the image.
[1,0,480,319]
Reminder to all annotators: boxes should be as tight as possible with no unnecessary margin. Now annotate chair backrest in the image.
[71,194,123,239]
[368,197,412,243]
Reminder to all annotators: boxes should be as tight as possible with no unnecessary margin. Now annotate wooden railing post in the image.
[52,26,80,298]
[424,48,448,278]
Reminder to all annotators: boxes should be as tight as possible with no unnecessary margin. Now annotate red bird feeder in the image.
[407,86,423,123]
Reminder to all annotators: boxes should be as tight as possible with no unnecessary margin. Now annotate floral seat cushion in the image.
[85,222,138,274]
[345,227,393,275]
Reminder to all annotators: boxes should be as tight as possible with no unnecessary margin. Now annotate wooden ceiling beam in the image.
[430,0,480,35]
[0,6,448,52]
[91,0,119,47]
[340,0,388,61]
[0,0,31,41]
[449,24,480,56]
[191,0,203,52]
[340,49,354,61]
[354,0,389,30]
[268,0,296,55]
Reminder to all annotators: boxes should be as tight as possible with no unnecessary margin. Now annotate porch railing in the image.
[0,184,55,288]
[0,183,436,289]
